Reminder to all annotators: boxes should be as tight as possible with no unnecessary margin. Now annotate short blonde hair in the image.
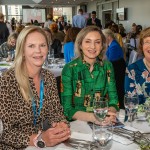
[75,26,106,59]
[14,26,48,102]
[102,28,115,39]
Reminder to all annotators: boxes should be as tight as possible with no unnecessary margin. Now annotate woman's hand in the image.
[42,122,70,147]
[105,107,117,123]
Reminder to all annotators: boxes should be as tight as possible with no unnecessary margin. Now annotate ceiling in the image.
[32,0,98,7]
[0,0,105,7]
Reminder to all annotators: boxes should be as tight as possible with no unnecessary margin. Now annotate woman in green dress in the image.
[61,26,119,124]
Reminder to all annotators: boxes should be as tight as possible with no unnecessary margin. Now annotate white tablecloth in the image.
[26,116,149,150]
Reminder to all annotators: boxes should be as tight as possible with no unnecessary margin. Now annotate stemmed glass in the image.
[124,94,139,126]
[93,97,109,123]
[93,120,113,150]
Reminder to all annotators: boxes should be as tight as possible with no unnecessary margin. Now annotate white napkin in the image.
[71,131,93,141]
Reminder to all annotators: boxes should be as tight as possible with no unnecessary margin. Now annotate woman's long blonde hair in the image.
[13,26,48,102]
[75,26,106,60]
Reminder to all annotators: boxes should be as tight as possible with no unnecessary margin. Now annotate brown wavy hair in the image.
[64,27,81,43]
[75,26,106,60]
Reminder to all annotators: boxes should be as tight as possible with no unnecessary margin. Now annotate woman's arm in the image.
[105,61,119,111]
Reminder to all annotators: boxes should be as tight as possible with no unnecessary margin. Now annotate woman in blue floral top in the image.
[125,27,150,104]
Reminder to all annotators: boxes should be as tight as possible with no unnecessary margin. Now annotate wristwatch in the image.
[33,131,46,148]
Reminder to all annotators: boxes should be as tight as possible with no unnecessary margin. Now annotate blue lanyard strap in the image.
[32,79,44,126]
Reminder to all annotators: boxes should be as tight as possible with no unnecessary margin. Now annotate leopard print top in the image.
[0,68,67,150]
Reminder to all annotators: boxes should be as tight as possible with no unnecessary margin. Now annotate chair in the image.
[128,50,138,66]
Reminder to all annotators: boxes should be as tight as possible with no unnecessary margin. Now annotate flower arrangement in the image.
[138,97,150,125]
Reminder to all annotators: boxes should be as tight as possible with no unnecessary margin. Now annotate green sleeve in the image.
[61,64,78,121]
[105,61,119,111]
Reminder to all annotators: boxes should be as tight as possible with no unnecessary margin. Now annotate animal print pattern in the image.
[0,68,66,150]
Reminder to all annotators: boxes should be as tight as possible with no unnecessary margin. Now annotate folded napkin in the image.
[71,131,93,142]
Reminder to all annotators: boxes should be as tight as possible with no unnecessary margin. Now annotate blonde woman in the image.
[0,26,70,149]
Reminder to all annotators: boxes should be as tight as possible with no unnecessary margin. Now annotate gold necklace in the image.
[144,58,150,71]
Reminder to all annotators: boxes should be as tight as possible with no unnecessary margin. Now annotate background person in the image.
[44,14,54,28]
[0,32,18,60]
[102,29,126,109]
[72,8,86,29]
[43,27,63,58]
[61,26,119,123]
[86,11,102,29]
[0,13,9,45]
[50,23,65,43]
[0,26,70,149]
[63,27,81,63]
[57,16,67,32]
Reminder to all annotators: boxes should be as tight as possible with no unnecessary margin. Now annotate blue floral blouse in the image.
[125,59,150,104]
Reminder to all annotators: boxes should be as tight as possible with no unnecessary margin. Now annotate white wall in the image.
[119,0,150,32]
[87,2,96,14]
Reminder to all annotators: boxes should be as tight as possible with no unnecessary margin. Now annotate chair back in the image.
[128,50,138,65]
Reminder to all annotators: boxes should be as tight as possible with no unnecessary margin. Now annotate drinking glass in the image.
[93,121,113,150]
[93,97,108,122]
[48,48,55,68]
[124,94,139,126]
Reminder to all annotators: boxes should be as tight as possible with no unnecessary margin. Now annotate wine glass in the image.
[124,94,139,126]
[93,120,113,150]
[93,97,108,122]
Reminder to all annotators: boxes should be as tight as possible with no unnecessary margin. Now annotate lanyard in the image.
[32,79,44,126]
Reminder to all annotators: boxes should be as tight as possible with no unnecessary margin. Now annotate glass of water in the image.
[124,94,139,126]
[93,121,113,150]
[93,97,108,123]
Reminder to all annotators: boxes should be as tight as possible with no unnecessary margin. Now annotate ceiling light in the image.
[32,0,42,3]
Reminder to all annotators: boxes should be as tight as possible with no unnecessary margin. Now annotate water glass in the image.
[93,97,108,122]
[124,94,139,126]
[93,121,113,150]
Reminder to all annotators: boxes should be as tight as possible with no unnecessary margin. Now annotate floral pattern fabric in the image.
[125,59,150,104]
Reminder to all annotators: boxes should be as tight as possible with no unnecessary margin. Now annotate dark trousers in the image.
[112,58,126,109]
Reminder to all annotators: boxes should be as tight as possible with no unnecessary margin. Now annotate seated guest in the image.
[50,23,65,42]
[0,26,70,149]
[64,25,71,35]
[125,27,150,104]
[15,22,25,34]
[0,13,9,45]
[61,26,119,123]
[0,32,18,60]
[64,27,81,63]
[102,29,126,109]
[43,27,63,58]
[110,24,124,48]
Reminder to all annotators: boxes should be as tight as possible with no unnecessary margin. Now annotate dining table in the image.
[25,109,150,150]
[0,60,64,77]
